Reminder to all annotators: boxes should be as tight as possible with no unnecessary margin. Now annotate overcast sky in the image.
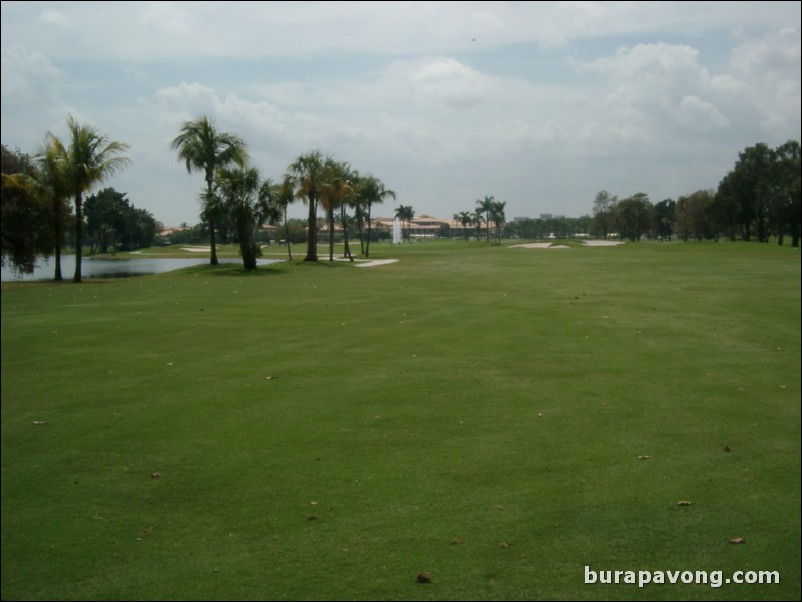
[2,1,800,226]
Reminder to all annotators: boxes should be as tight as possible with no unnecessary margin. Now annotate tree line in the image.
[590,141,801,246]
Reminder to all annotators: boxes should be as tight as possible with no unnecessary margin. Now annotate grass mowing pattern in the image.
[2,241,800,600]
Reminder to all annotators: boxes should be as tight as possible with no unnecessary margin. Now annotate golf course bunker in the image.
[355,259,399,267]
[331,257,399,267]
[582,240,625,246]
[511,242,570,249]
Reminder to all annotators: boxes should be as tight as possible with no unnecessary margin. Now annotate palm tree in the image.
[39,140,71,281]
[171,116,248,266]
[215,166,277,269]
[358,176,396,257]
[50,115,130,283]
[276,177,295,261]
[456,210,473,239]
[394,204,415,242]
[287,151,328,262]
[476,195,495,242]
[489,200,507,245]
[319,159,353,261]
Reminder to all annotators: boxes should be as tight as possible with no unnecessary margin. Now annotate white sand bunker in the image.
[331,257,399,267]
[355,259,399,267]
[182,246,212,253]
[511,242,570,249]
[582,240,625,246]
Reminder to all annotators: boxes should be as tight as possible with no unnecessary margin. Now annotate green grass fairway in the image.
[2,240,800,601]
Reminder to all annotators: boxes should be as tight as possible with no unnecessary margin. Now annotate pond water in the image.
[1,255,282,282]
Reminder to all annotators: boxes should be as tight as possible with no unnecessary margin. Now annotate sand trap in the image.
[510,242,568,249]
[582,240,625,246]
[355,259,399,267]
[181,246,212,253]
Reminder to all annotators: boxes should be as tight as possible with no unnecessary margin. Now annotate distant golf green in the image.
[2,240,799,601]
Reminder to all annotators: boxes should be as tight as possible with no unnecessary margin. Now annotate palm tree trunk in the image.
[283,208,292,261]
[53,201,63,281]
[209,219,219,264]
[328,209,335,261]
[341,206,353,261]
[365,204,373,258]
[73,193,82,283]
[305,199,317,262]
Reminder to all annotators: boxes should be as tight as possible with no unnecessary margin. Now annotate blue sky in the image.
[2,1,800,226]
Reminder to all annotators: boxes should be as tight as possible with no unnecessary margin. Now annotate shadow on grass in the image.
[174,258,354,278]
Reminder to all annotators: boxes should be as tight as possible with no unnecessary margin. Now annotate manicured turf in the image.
[2,240,800,600]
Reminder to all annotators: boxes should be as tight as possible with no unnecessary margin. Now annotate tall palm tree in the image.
[489,200,507,245]
[287,151,328,262]
[319,159,353,261]
[358,176,395,257]
[276,177,295,261]
[476,195,495,242]
[38,139,70,281]
[171,115,248,266]
[50,115,130,283]
[457,210,473,239]
[394,204,415,242]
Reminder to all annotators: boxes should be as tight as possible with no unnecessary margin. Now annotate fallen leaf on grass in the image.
[310,501,319,506]
[451,538,464,545]
[724,446,732,452]
[499,541,512,548]
[729,537,745,544]
[307,515,318,521]
[638,455,651,460]
[32,421,47,425]
[150,472,161,479]
[416,572,431,583]
[677,500,692,506]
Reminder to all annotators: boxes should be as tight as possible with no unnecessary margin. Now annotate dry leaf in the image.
[310,501,319,506]
[32,421,47,425]
[677,500,692,506]
[451,538,464,545]
[729,537,745,544]
[416,572,431,583]
[638,455,651,460]
[150,472,161,479]
[307,514,318,521]
[724,446,732,452]
[499,541,512,548]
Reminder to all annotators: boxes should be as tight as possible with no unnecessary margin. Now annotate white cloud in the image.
[37,10,73,29]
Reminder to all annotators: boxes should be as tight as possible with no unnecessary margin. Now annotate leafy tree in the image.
[84,187,157,253]
[287,151,328,262]
[614,193,653,242]
[675,190,714,241]
[50,115,130,282]
[171,115,248,265]
[772,140,801,247]
[1,171,53,275]
[1,144,71,279]
[653,199,675,241]
[591,191,617,239]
